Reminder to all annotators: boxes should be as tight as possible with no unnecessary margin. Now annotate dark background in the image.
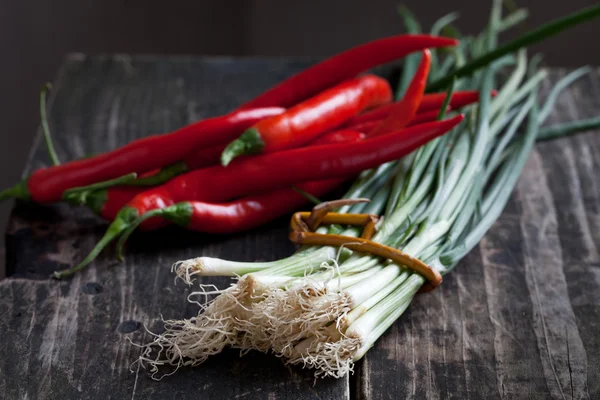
[0,0,598,276]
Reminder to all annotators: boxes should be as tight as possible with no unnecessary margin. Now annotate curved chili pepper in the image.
[162,179,344,232]
[368,50,431,137]
[344,90,495,127]
[52,114,464,279]
[0,107,285,204]
[221,75,393,165]
[239,34,457,109]
[115,178,347,258]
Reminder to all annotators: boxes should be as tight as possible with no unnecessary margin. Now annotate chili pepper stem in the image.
[52,207,139,279]
[291,186,322,205]
[0,180,30,202]
[116,203,193,261]
[125,162,188,187]
[221,128,264,166]
[63,173,137,205]
[40,83,60,166]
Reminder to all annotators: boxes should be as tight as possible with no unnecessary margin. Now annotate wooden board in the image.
[0,56,598,399]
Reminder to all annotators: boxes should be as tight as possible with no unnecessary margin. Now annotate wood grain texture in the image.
[355,69,600,400]
[1,58,599,400]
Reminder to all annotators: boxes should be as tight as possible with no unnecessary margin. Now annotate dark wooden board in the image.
[0,56,599,399]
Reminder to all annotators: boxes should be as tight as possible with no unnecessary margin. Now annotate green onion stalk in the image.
[138,2,600,380]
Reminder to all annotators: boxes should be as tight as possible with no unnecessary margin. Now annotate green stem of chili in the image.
[124,162,188,186]
[52,206,139,279]
[63,172,137,205]
[291,186,323,205]
[40,83,60,166]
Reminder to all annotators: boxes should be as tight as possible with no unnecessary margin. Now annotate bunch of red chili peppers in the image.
[1,34,491,278]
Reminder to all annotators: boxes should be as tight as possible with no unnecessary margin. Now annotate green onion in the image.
[396,5,422,99]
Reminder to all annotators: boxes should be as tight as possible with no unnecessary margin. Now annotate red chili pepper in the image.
[107,177,348,264]
[368,50,431,137]
[180,180,345,233]
[130,179,345,238]
[0,107,285,204]
[239,34,457,109]
[53,114,463,278]
[70,123,368,222]
[221,75,392,165]
[344,90,495,127]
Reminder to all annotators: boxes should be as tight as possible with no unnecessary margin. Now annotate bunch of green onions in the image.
[138,1,600,379]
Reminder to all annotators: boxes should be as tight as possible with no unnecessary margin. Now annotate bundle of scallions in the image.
[137,1,600,379]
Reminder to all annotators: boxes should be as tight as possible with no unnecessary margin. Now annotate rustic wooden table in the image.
[1,55,599,400]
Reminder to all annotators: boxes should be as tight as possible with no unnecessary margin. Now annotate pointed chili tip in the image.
[442,37,459,46]
[443,113,465,127]
[220,128,265,166]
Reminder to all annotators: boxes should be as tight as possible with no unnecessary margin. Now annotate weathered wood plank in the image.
[1,55,349,400]
[517,150,589,399]
[537,69,600,398]
[356,69,600,399]
[479,194,550,399]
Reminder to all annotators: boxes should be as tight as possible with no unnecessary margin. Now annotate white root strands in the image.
[287,334,362,379]
[137,266,362,379]
[138,276,262,379]
[247,281,353,356]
